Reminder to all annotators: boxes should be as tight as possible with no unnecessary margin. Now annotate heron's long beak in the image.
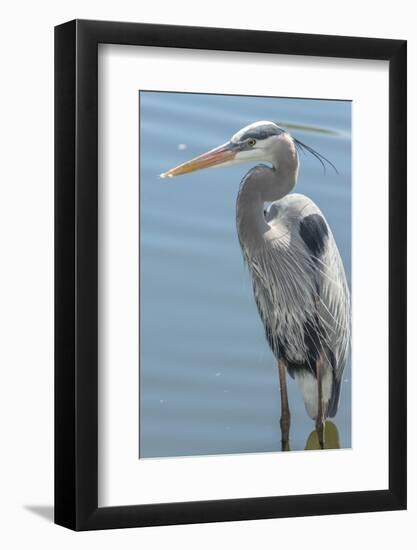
[160,142,238,178]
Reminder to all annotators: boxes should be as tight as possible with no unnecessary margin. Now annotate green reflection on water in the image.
[305,421,341,450]
[277,122,340,135]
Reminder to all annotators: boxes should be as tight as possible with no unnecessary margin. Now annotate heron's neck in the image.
[236,163,297,249]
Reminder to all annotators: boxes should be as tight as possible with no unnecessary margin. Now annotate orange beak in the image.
[160,142,238,178]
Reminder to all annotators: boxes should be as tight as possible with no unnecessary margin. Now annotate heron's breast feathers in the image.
[244,229,350,370]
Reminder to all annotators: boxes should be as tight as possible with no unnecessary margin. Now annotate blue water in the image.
[139,91,351,458]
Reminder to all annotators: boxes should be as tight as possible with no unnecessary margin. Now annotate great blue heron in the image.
[160,121,350,450]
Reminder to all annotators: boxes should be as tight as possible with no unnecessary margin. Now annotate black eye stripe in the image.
[239,124,285,142]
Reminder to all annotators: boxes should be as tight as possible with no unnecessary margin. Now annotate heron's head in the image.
[160,121,294,178]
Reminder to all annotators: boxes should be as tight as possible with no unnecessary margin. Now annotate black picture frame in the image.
[55,19,407,531]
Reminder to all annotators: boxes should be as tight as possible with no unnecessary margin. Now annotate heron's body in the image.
[161,120,351,448]
[237,186,350,419]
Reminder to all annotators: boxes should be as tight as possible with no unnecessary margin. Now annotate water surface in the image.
[139,91,351,458]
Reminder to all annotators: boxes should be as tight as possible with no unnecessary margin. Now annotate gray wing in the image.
[264,194,350,417]
[297,208,350,417]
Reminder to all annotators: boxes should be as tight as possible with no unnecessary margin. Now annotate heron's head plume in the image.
[160,120,336,178]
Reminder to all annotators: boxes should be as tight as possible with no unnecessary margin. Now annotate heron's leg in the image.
[315,354,326,449]
[278,359,291,451]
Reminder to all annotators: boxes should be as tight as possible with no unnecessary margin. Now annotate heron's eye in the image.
[247,138,256,147]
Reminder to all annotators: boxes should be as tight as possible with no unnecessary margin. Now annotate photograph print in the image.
[139,91,351,458]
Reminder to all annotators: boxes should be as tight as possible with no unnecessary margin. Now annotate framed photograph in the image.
[55,19,406,530]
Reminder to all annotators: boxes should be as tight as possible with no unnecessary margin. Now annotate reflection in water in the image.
[281,421,341,452]
[305,421,341,451]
